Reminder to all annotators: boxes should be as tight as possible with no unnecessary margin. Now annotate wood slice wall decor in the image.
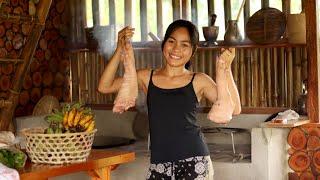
[0,0,70,117]
[288,127,320,179]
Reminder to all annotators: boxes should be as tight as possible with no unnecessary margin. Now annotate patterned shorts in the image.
[146,156,214,180]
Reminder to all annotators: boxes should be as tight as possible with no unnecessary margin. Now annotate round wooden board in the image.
[245,7,286,44]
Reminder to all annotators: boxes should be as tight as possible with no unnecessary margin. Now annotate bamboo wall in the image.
[70,46,307,109]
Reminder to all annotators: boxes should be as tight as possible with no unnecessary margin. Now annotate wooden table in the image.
[19,150,135,180]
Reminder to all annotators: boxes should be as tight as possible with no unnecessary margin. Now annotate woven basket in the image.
[22,128,97,164]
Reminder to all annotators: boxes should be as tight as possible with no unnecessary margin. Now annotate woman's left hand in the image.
[219,48,235,69]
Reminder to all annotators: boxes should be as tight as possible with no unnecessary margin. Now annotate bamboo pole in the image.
[71,53,79,102]
[92,0,100,26]
[246,49,252,106]
[287,47,293,107]
[280,47,286,106]
[266,48,272,106]
[293,47,302,107]
[125,0,132,26]
[259,48,266,106]
[224,0,231,28]
[140,0,148,41]
[207,0,215,26]
[243,0,250,39]
[191,0,198,26]
[302,47,308,81]
[273,47,278,106]
[109,0,115,25]
[182,0,189,20]
[156,0,163,39]
[261,0,269,9]
[252,49,259,107]
[239,49,246,106]
[172,0,181,20]
[207,50,213,78]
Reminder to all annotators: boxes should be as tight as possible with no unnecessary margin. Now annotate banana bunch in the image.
[62,103,95,133]
[44,102,96,134]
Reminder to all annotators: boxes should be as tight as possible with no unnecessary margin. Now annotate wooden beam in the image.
[243,0,250,38]
[92,0,100,26]
[261,0,269,8]
[182,0,189,20]
[109,0,115,25]
[125,0,132,26]
[224,0,231,29]
[0,0,52,130]
[207,0,214,26]
[191,0,198,26]
[140,0,148,41]
[305,0,319,123]
[172,0,181,20]
[156,0,163,39]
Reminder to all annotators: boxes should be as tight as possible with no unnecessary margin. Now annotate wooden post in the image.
[109,0,115,25]
[0,0,52,130]
[207,0,214,26]
[156,0,163,39]
[125,0,132,26]
[172,0,181,20]
[224,0,231,28]
[92,0,100,26]
[182,0,189,20]
[261,0,269,9]
[305,0,319,123]
[140,0,148,41]
[243,0,250,39]
[191,0,198,26]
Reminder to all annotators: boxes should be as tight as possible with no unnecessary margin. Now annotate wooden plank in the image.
[263,119,310,128]
[156,0,163,39]
[172,0,181,20]
[109,0,115,25]
[92,0,100,26]
[191,0,198,26]
[224,0,231,29]
[125,0,132,26]
[305,0,319,123]
[140,0,148,41]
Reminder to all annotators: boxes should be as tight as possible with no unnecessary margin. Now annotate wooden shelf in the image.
[68,41,306,53]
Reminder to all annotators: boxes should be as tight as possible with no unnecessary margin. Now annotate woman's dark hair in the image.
[161,19,199,69]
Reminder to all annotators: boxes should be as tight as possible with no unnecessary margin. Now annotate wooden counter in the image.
[19,149,135,180]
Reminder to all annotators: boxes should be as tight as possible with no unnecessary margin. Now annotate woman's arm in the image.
[97,26,134,94]
[221,48,241,115]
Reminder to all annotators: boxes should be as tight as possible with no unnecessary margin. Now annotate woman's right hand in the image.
[116,26,135,53]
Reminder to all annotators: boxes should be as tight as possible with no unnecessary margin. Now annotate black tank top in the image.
[147,70,209,163]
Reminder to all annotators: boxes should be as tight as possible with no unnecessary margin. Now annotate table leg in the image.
[87,166,112,180]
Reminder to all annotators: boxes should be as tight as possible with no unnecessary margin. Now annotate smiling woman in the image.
[97,19,241,179]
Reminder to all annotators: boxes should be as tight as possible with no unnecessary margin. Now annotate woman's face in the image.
[163,27,193,68]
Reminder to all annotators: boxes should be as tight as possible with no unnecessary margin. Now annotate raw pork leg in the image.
[112,49,138,113]
[207,59,234,123]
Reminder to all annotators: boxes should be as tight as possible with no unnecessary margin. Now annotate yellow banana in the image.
[73,110,83,126]
[85,121,95,132]
[67,108,76,127]
[63,111,69,127]
[79,115,93,126]
[82,118,93,129]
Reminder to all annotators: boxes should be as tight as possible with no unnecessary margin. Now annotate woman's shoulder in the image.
[194,72,214,82]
